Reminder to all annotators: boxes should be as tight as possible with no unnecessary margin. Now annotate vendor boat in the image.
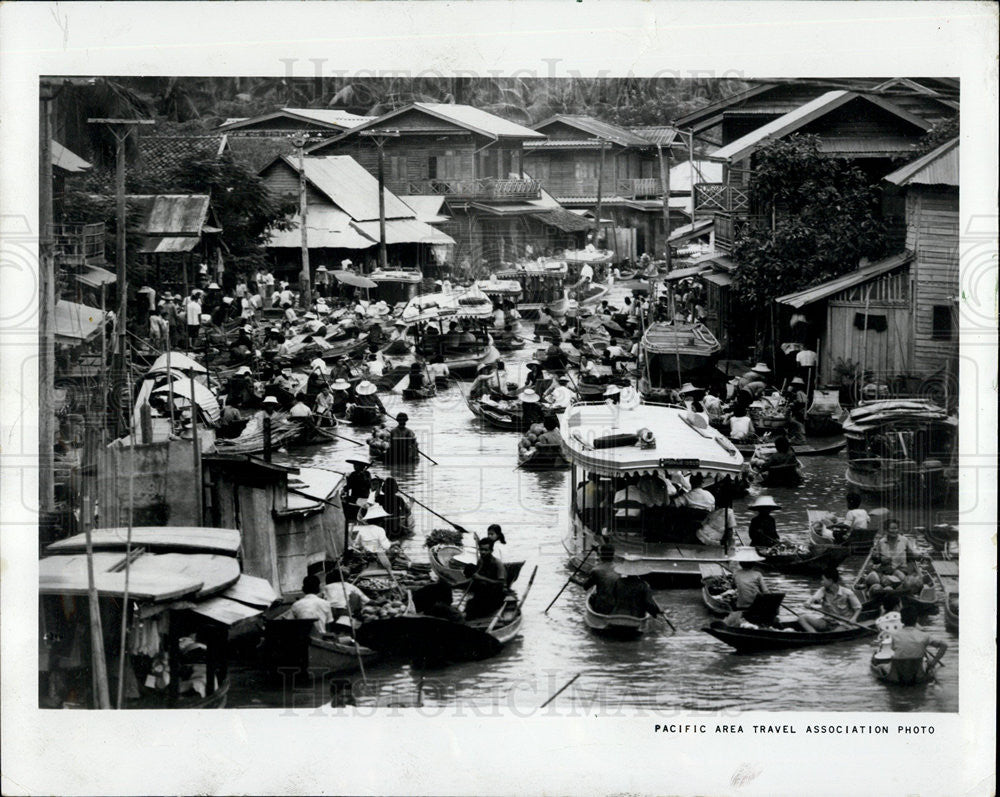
[390,290,500,376]
[401,384,437,401]
[583,588,652,638]
[807,508,887,555]
[735,435,846,459]
[561,401,752,584]
[700,564,736,615]
[465,392,561,433]
[263,616,377,676]
[756,542,850,575]
[495,261,568,318]
[428,544,525,589]
[842,399,957,502]
[930,559,959,633]
[852,545,941,613]
[347,404,383,427]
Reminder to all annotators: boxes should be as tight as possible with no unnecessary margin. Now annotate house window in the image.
[575,160,599,181]
[388,156,407,182]
[932,304,955,341]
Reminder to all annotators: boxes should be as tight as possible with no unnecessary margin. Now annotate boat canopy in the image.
[147,351,206,375]
[47,526,242,555]
[560,403,744,478]
[497,261,568,278]
[369,269,423,284]
[641,322,721,356]
[400,289,494,324]
[474,278,523,297]
[841,400,957,435]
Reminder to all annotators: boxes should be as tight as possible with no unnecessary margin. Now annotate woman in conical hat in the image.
[748,495,781,548]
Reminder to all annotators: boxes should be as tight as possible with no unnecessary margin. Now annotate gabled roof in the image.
[884,138,958,187]
[311,103,544,150]
[265,155,414,221]
[673,82,781,130]
[226,135,297,173]
[531,115,651,147]
[137,135,228,181]
[668,160,723,192]
[219,108,369,132]
[629,126,680,147]
[873,78,960,108]
[776,251,913,309]
[131,194,212,236]
[709,91,931,163]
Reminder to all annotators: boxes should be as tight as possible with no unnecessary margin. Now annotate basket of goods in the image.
[424,528,465,548]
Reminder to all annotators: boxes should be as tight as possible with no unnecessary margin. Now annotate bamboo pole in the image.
[116,351,137,708]
[190,371,203,526]
[83,506,111,708]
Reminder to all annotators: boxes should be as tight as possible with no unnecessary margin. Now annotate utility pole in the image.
[657,140,672,274]
[88,118,153,434]
[292,136,311,306]
[359,129,401,273]
[594,138,606,247]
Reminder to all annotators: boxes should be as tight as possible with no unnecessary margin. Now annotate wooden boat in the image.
[807,509,883,555]
[495,263,568,318]
[640,322,721,378]
[428,544,525,588]
[394,290,500,376]
[368,437,420,465]
[853,545,941,612]
[842,399,957,501]
[402,385,437,401]
[494,332,527,352]
[518,443,568,470]
[757,543,850,575]
[702,618,875,653]
[736,435,846,459]
[755,460,803,488]
[356,595,523,665]
[931,559,959,633]
[347,404,383,427]
[583,588,651,638]
[214,412,304,455]
[465,393,536,432]
[805,387,844,436]
[920,523,958,552]
[870,651,939,686]
[263,616,377,676]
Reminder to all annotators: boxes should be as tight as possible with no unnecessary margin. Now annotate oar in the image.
[655,606,676,633]
[394,486,470,535]
[809,606,877,633]
[539,673,580,709]
[544,547,595,614]
[334,558,368,683]
[516,565,538,611]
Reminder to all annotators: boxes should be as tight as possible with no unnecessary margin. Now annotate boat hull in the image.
[583,589,650,638]
[518,443,569,470]
[703,620,871,653]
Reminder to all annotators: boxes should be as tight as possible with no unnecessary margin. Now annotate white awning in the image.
[352,219,456,246]
[54,300,106,344]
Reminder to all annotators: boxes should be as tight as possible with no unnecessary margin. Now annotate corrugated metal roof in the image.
[219,108,368,132]
[352,219,455,246]
[629,126,680,146]
[667,218,714,243]
[289,156,414,221]
[533,115,651,147]
[524,139,608,150]
[266,207,376,250]
[533,208,593,233]
[76,265,117,288]
[710,91,929,163]
[138,235,202,254]
[817,137,923,156]
[884,138,958,187]
[776,251,913,308]
[402,195,450,223]
[51,141,91,173]
[673,83,779,129]
[131,195,211,236]
[317,103,544,147]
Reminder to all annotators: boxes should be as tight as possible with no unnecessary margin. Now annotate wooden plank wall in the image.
[907,187,959,374]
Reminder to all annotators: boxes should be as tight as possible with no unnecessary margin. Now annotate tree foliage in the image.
[732,135,890,312]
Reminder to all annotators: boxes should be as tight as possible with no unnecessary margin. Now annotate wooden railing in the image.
[51,222,106,265]
[616,178,662,199]
[713,212,767,253]
[694,183,750,213]
[405,177,540,201]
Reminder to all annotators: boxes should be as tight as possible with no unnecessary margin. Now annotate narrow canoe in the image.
[263,617,376,676]
[943,591,958,633]
[852,546,941,612]
[347,404,383,427]
[584,588,651,638]
[702,619,874,653]
[402,385,437,401]
[870,652,939,686]
[428,544,525,589]
[699,563,735,616]
[757,545,850,575]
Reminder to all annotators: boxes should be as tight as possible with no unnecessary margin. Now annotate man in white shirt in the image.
[579,262,594,285]
[796,346,818,385]
[262,270,275,302]
[185,293,202,346]
[544,375,575,409]
[288,398,312,418]
[288,575,333,635]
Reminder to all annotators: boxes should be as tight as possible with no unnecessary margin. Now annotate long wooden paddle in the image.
[544,547,595,614]
[539,672,580,709]
[333,558,368,683]
[394,486,470,535]
[809,605,877,633]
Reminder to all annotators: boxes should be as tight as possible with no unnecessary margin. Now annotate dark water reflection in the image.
[229,318,958,713]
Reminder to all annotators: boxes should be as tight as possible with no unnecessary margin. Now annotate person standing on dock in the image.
[185,291,202,348]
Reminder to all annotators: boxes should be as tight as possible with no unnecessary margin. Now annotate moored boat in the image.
[518,442,569,470]
[583,588,652,638]
[639,322,721,393]
[842,399,957,502]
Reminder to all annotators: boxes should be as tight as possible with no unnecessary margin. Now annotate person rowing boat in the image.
[797,566,863,632]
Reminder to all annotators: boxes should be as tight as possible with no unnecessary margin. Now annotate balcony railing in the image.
[51,222,106,265]
[714,211,767,253]
[616,178,662,199]
[405,177,540,202]
[694,183,750,213]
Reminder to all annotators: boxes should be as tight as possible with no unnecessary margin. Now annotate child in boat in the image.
[873,594,903,657]
[872,604,948,679]
[842,493,870,534]
[727,405,755,441]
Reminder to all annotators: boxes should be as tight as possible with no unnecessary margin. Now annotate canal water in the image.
[229,314,958,714]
